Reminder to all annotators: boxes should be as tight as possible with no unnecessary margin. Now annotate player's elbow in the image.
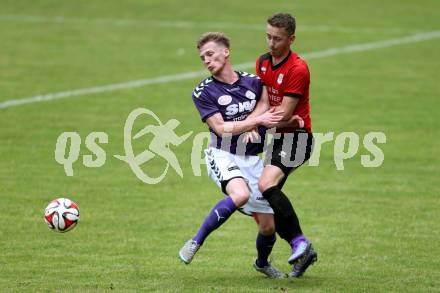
[217,122,235,136]
[210,121,236,137]
[213,128,224,137]
[212,123,226,136]
[280,112,291,121]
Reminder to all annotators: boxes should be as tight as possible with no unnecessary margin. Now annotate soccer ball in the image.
[44,198,80,232]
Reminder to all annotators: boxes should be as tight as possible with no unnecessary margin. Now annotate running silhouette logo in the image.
[114,108,192,184]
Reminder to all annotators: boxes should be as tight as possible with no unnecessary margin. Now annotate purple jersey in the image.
[192,71,265,155]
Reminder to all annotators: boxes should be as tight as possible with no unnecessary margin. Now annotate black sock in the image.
[262,186,302,242]
[256,233,276,267]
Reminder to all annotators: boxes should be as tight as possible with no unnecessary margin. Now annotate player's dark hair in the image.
[267,13,296,36]
[197,32,230,50]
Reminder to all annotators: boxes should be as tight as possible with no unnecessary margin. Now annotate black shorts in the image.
[264,130,314,177]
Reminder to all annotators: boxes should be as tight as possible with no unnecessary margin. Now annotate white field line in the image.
[0,14,429,34]
[1,31,439,110]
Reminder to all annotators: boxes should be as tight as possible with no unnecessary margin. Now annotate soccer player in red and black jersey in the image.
[256,13,317,277]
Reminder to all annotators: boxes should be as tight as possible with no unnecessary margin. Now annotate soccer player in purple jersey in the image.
[178,32,303,278]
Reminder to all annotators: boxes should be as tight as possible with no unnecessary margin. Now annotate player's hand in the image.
[257,108,284,128]
[242,128,260,144]
[291,115,304,129]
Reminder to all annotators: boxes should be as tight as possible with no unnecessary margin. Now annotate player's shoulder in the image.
[192,76,214,99]
[256,52,272,67]
[257,52,272,63]
[238,71,260,81]
[238,71,263,91]
[289,52,309,71]
[284,52,309,79]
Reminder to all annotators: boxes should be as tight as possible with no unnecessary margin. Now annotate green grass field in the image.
[1,0,439,292]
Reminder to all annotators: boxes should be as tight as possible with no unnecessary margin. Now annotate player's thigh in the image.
[254,212,275,236]
[258,165,285,192]
[234,155,273,215]
[205,148,244,192]
[225,177,250,207]
[205,148,251,208]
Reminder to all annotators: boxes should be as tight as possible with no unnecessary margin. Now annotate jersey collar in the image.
[271,50,292,71]
[211,71,241,86]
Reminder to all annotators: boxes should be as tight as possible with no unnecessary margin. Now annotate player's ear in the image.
[289,34,296,45]
[224,47,230,58]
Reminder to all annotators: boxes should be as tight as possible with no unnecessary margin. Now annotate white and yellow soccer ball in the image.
[44,198,80,232]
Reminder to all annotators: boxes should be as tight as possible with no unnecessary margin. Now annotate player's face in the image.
[199,41,229,75]
[266,24,295,58]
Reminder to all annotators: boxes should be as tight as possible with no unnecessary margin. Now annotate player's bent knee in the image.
[258,179,276,193]
[259,223,275,236]
[229,190,250,207]
[255,213,276,235]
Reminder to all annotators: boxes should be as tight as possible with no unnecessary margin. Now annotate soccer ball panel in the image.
[44,198,80,232]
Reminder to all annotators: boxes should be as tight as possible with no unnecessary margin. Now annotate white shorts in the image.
[204,147,273,216]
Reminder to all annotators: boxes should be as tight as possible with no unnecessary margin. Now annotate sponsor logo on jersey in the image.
[232,114,247,121]
[269,94,282,104]
[225,100,257,116]
[269,87,279,94]
[245,90,256,100]
[261,66,267,74]
[277,74,284,84]
[218,95,232,106]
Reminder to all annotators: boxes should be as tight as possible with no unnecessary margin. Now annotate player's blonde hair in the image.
[197,32,230,50]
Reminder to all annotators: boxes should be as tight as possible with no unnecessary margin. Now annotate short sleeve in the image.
[255,78,263,101]
[192,90,220,122]
[255,57,262,78]
[255,57,266,85]
[284,64,310,98]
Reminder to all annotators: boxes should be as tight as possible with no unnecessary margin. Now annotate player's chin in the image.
[270,50,280,57]
[209,67,219,75]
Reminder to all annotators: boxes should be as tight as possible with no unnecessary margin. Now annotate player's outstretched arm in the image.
[206,110,283,137]
[270,95,304,129]
[274,95,299,121]
[278,115,304,129]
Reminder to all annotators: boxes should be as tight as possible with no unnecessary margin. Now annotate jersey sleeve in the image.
[255,57,262,78]
[255,57,266,85]
[284,63,310,98]
[255,77,263,101]
[255,53,271,84]
[192,90,219,122]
